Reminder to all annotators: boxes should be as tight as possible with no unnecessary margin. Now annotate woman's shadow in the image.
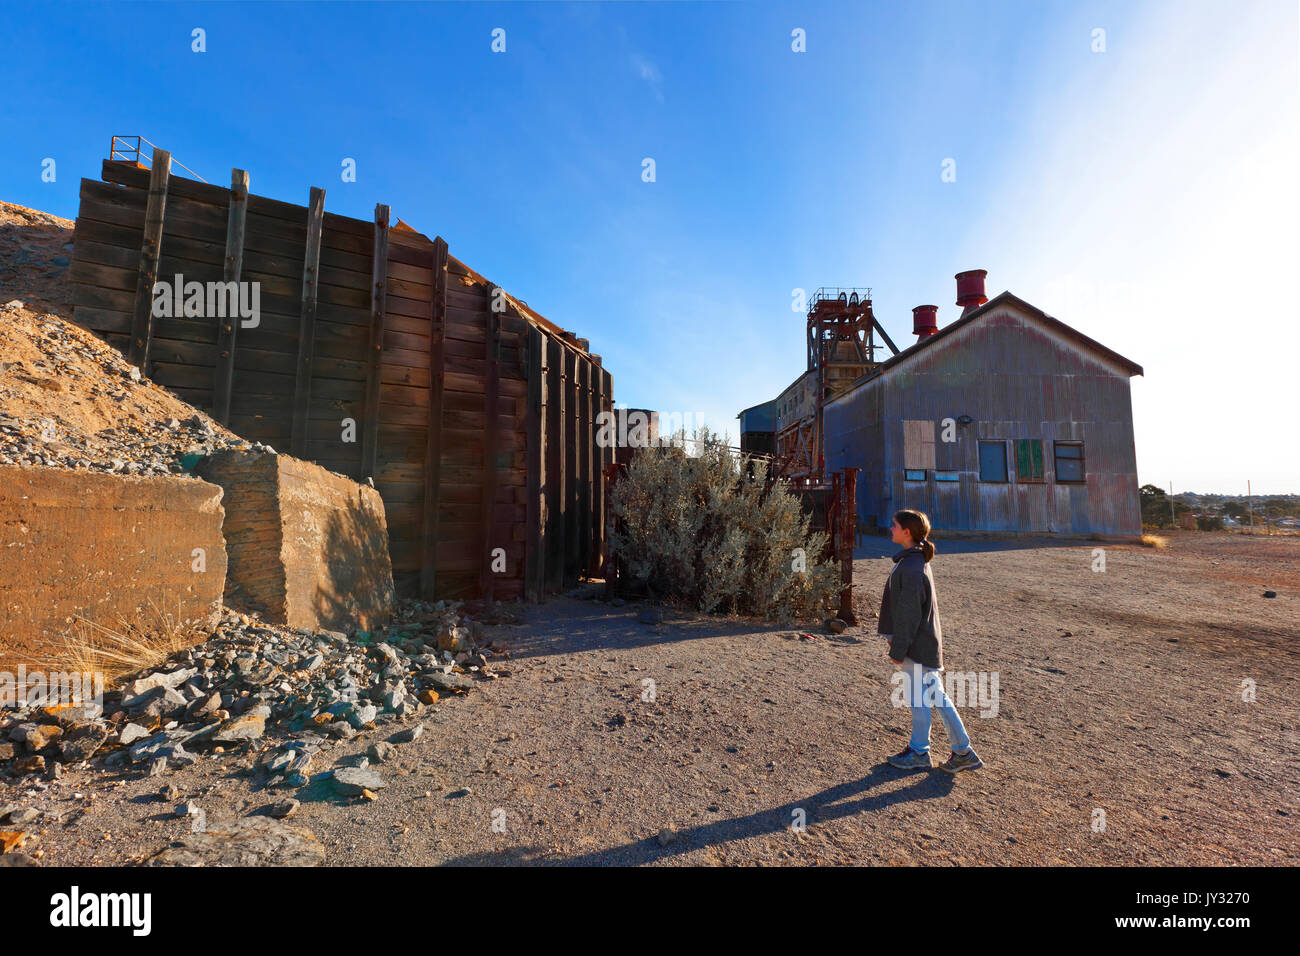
[438,761,958,866]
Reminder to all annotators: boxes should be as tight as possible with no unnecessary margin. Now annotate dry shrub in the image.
[1140,533,1169,550]
[611,429,841,624]
[30,599,209,690]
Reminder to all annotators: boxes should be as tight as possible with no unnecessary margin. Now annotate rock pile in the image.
[0,300,249,476]
[0,599,503,787]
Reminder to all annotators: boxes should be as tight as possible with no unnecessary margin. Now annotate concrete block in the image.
[0,466,227,668]
[199,451,394,633]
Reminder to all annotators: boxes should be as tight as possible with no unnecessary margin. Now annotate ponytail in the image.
[894,509,936,563]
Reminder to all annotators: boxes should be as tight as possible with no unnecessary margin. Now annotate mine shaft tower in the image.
[777,288,899,481]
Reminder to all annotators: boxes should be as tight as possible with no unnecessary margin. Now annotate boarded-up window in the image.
[1015,439,1045,482]
[979,440,1008,482]
[1054,441,1086,483]
[903,420,936,469]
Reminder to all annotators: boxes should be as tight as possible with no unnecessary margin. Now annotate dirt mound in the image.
[0,201,247,477]
[0,202,75,318]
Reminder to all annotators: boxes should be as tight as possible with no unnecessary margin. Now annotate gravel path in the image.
[6,533,1297,866]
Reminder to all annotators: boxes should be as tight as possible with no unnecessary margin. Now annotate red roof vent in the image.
[956,269,988,316]
[912,304,939,340]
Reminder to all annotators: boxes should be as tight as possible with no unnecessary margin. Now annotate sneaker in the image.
[938,748,983,774]
[887,746,933,770]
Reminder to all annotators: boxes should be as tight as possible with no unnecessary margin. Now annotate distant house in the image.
[821,274,1144,537]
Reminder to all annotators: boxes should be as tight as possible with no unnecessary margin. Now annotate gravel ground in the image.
[4,531,1296,866]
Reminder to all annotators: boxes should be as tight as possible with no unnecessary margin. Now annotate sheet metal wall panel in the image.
[823,303,1140,536]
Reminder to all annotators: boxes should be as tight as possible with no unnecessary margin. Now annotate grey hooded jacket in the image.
[877,544,944,669]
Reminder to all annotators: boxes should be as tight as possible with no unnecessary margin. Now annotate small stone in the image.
[267,799,300,820]
[826,618,847,635]
[392,723,424,744]
[59,724,110,763]
[1263,590,1277,599]
[6,807,40,826]
[348,704,378,729]
[367,741,396,763]
[126,667,197,698]
[145,817,323,867]
[331,767,387,796]
[213,713,266,743]
[148,757,169,777]
[119,723,150,746]
[422,672,473,695]
[447,787,471,799]
[25,725,63,751]
[417,689,439,705]
[50,703,104,727]
[177,801,201,818]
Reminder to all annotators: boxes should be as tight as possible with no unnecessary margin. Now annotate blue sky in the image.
[3,0,1297,493]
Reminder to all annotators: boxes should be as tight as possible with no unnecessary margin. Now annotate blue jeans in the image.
[897,657,971,756]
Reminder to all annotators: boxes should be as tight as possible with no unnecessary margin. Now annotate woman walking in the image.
[878,509,983,773]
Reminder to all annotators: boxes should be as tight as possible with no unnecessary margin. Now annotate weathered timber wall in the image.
[69,156,612,600]
[0,466,227,668]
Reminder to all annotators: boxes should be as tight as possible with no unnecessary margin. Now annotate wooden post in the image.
[544,335,565,594]
[420,237,450,599]
[362,203,390,479]
[480,287,502,602]
[291,186,325,459]
[563,347,579,587]
[839,467,859,624]
[577,358,592,578]
[128,147,171,374]
[592,363,608,576]
[213,168,249,425]
[525,326,545,602]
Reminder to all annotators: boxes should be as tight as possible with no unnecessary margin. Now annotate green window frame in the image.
[1015,439,1045,482]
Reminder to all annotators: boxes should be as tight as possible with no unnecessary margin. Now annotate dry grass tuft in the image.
[1140,533,1169,550]
[30,599,208,689]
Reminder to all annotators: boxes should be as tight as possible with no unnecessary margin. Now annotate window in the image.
[979,440,1008,482]
[903,420,936,469]
[904,469,927,482]
[1054,441,1086,483]
[935,470,959,482]
[1015,439,1045,482]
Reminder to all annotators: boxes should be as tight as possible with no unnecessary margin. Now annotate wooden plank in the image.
[563,346,579,588]
[213,168,249,425]
[544,335,565,593]
[480,287,502,602]
[362,203,390,479]
[524,326,544,601]
[128,148,171,373]
[290,187,326,458]
[420,236,450,599]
